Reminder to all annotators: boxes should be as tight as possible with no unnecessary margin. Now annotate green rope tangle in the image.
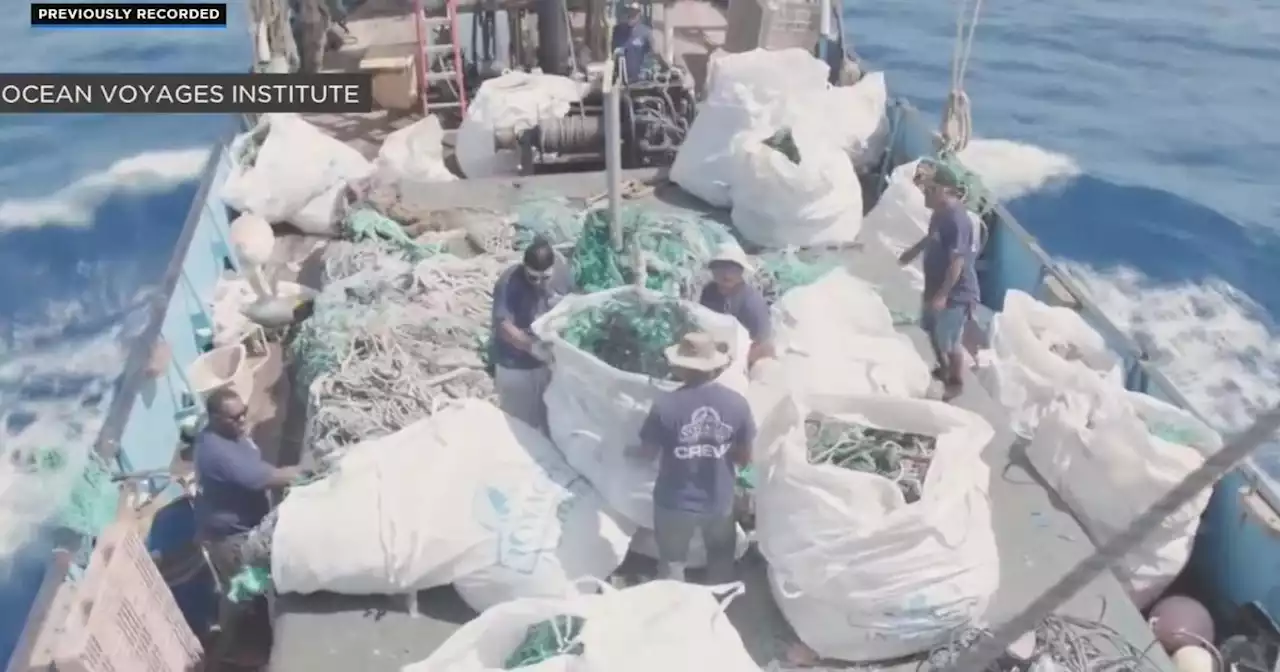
[570,205,732,298]
[503,615,586,669]
[560,296,699,380]
[751,249,840,304]
[804,414,938,504]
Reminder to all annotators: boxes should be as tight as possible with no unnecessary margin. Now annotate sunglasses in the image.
[524,267,554,282]
[220,409,248,422]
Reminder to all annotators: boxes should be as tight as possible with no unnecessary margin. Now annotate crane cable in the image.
[942,0,982,152]
[942,403,1280,672]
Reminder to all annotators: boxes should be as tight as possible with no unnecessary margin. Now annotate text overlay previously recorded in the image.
[0,74,374,114]
[31,3,228,27]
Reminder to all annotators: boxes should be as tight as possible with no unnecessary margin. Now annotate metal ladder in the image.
[412,0,468,114]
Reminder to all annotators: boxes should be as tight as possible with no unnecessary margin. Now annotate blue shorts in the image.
[921,302,972,353]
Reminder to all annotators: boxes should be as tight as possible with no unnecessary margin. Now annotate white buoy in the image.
[1172,646,1215,672]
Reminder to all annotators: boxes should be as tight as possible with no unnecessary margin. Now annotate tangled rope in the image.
[571,205,732,298]
[804,414,938,504]
[751,249,841,304]
[292,243,512,467]
[916,155,994,216]
[917,615,1162,672]
[560,295,699,380]
[503,615,586,669]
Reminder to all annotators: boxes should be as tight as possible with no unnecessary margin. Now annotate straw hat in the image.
[708,243,751,273]
[664,332,731,372]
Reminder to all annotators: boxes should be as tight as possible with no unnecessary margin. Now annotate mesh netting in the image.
[504,615,586,669]
[750,249,841,304]
[804,414,938,504]
[570,206,732,298]
[560,295,699,380]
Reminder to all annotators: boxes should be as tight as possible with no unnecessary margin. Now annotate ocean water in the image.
[0,0,1276,655]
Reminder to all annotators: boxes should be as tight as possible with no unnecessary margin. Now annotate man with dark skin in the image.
[629,332,756,583]
[611,2,653,85]
[897,164,981,401]
[194,387,303,666]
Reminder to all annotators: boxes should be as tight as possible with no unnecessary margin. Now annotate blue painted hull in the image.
[4,96,1279,667]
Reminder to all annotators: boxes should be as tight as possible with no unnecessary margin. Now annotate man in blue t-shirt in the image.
[490,236,572,432]
[633,332,757,583]
[698,244,775,369]
[611,2,652,85]
[194,387,302,666]
[898,164,981,401]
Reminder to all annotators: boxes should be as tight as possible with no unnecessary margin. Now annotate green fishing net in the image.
[751,249,840,304]
[919,154,994,215]
[227,566,274,603]
[514,193,585,249]
[560,296,699,379]
[19,448,120,538]
[343,207,440,261]
[804,414,938,503]
[504,615,586,669]
[571,205,733,298]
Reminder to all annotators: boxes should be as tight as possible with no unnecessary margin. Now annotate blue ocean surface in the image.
[0,0,1277,660]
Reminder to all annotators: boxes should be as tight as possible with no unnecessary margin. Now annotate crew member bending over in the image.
[897,164,981,401]
[699,244,775,368]
[195,388,303,667]
[632,332,756,583]
[491,236,571,431]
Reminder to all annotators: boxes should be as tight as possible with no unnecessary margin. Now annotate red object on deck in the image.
[413,0,469,116]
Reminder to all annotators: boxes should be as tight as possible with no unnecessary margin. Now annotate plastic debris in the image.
[804,414,938,503]
[571,205,733,298]
[503,615,586,669]
[559,295,699,380]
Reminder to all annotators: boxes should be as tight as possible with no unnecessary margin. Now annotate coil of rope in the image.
[941,0,982,153]
[920,614,1165,672]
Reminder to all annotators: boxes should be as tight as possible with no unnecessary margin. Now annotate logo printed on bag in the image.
[474,457,588,574]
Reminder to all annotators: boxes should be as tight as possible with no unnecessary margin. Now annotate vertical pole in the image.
[818,0,832,64]
[604,79,624,252]
[662,0,675,63]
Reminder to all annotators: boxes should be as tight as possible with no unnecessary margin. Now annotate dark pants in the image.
[203,532,272,662]
[653,506,737,584]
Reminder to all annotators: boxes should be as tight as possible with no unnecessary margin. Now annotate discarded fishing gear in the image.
[751,249,840,304]
[804,414,937,503]
[571,204,733,298]
[917,615,1163,672]
[504,615,586,669]
[560,296,699,380]
[292,244,511,466]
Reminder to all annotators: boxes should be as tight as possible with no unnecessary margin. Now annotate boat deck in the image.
[253,170,1172,671]
[303,0,729,159]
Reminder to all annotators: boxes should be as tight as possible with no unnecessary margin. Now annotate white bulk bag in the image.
[376,115,457,183]
[791,71,890,172]
[729,126,863,249]
[221,113,373,234]
[755,391,999,661]
[978,289,1124,438]
[457,72,584,179]
[270,401,632,611]
[531,287,749,531]
[772,269,931,398]
[671,48,829,208]
[403,580,757,672]
[1026,391,1221,607]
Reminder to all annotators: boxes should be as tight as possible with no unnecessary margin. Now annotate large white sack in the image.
[793,71,890,172]
[770,269,930,398]
[270,401,633,611]
[1026,390,1221,608]
[978,289,1124,438]
[457,72,584,179]
[403,580,757,672]
[754,388,999,661]
[376,115,457,183]
[221,113,373,234]
[671,48,828,208]
[729,127,864,248]
[531,287,749,530]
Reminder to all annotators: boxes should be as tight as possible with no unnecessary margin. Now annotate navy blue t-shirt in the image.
[193,430,273,539]
[611,22,653,84]
[490,260,571,369]
[922,202,980,305]
[699,283,772,343]
[639,381,756,515]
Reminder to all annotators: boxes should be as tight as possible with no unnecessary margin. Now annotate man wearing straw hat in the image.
[699,243,775,369]
[631,331,757,583]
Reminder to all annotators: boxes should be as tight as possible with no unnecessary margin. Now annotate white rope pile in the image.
[940,0,982,153]
[294,244,515,467]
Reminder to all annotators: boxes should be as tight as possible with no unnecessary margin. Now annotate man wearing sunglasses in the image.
[194,387,304,666]
[491,236,572,431]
